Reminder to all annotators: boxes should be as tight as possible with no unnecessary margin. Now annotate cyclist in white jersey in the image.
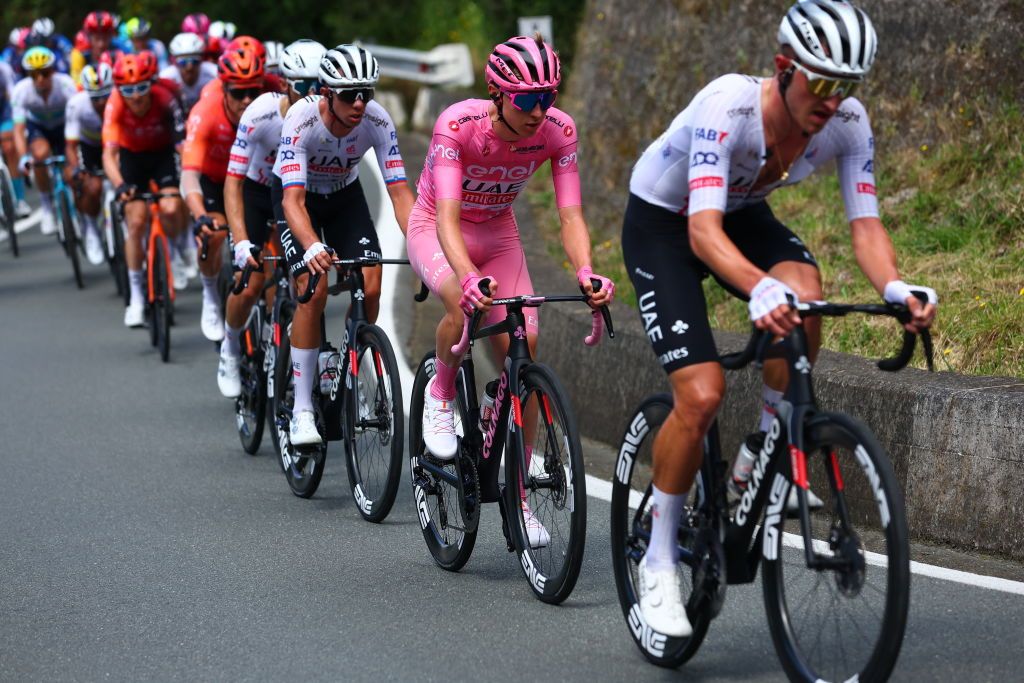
[1,58,29,215]
[214,39,326,398]
[161,33,217,114]
[64,63,112,264]
[272,44,414,446]
[621,0,937,637]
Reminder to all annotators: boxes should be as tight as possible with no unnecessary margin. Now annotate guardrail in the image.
[358,43,474,88]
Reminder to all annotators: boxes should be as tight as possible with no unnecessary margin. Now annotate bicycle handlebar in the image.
[193,221,228,262]
[295,255,412,304]
[719,297,935,373]
[231,246,263,295]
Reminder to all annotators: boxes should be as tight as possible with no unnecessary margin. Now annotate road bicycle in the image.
[611,298,934,681]
[408,279,613,603]
[98,174,129,302]
[38,156,83,289]
[0,159,18,257]
[269,255,414,523]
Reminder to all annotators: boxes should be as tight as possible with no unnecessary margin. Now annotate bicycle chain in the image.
[456,452,481,534]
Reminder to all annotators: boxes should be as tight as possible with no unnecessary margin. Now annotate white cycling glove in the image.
[233,239,255,270]
[883,280,938,306]
[18,154,33,175]
[748,277,797,321]
[302,241,328,266]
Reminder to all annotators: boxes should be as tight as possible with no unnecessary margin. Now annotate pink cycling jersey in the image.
[414,99,582,223]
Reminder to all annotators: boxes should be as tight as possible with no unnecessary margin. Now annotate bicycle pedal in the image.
[293,444,325,462]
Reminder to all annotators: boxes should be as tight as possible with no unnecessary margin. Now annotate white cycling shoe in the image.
[171,253,189,291]
[522,502,550,549]
[289,410,322,446]
[40,209,57,235]
[84,230,105,265]
[217,349,242,398]
[124,302,145,328]
[422,376,457,460]
[638,556,693,638]
[200,298,224,341]
[15,199,31,218]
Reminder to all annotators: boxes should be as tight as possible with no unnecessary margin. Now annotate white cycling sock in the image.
[759,385,784,433]
[223,323,243,358]
[291,346,318,414]
[40,193,53,211]
[82,213,98,235]
[646,484,685,571]
[128,269,145,307]
[201,275,219,305]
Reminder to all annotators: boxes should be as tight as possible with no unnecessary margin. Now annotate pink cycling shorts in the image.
[407,204,538,335]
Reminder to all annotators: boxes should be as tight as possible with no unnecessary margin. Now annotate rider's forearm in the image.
[282,188,318,251]
[224,175,247,243]
[180,169,206,219]
[435,199,475,282]
[102,146,123,187]
[557,205,593,273]
[13,123,27,159]
[689,209,765,295]
[65,141,78,168]
[386,183,414,236]
[850,217,900,295]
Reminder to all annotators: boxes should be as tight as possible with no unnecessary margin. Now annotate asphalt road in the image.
[2,216,1024,682]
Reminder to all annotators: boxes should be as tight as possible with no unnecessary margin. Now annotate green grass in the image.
[527,101,1024,377]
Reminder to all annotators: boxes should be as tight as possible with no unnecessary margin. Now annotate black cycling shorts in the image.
[200,174,225,215]
[272,177,379,277]
[240,178,275,248]
[26,121,64,151]
[621,193,818,374]
[120,148,178,191]
[79,142,103,174]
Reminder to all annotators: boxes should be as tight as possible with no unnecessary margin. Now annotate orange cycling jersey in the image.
[102,81,185,153]
[182,85,238,185]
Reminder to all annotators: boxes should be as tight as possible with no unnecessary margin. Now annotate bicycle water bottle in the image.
[318,347,340,394]
[478,379,499,432]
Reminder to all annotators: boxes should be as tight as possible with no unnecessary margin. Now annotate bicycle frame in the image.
[138,190,179,305]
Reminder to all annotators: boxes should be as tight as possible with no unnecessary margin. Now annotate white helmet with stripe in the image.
[280,39,326,80]
[319,44,378,89]
[778,0,877,79]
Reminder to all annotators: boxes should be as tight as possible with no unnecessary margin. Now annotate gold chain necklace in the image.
[766,80,799,182]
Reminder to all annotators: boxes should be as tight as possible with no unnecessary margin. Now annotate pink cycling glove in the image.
[577,266,615,303]
[459,271,491,314]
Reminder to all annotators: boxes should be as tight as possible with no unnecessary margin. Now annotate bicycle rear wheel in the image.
[762,412,910,683]
[153,237,172,362]
[610,394,713,667]
[236,307,266,454]
[58,190,84,289]
[270,307,327,497]
[504,363,586,604]
[343,324,404,523]
[109,199,129,304]
[0,163,18,257]
[408,352,478,571]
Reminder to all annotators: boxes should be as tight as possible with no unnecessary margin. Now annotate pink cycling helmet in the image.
[181,13,211,36]
[484,35,560,92]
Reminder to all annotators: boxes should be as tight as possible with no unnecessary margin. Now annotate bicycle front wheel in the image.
[153,237,172,362]
[762,412,910,683]
[504,362,586,604]
[58,191,83,289]
[344,324,404,523]
[236,308,267,455]
[0,163,17,257]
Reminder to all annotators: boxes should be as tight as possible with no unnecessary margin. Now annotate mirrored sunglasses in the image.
[791,61,860,99]
[118,82,151,97]
[332,87,374,104]
[288,78,319,96]
[504,90,557,112]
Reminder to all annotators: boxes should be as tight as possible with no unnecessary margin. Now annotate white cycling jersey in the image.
[159,62,217,114]
[273,96,406,195]
[629,74,878,222]
[11,73,77,130]
[0,61,14,104]
[64,90,103,146]
[226,91,285,186]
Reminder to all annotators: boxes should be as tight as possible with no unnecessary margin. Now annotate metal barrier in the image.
[358,43,474,88]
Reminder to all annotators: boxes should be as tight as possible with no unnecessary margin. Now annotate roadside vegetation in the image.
[528,100,1023,377]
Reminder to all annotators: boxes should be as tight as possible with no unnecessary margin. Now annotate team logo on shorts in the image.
[359,237,370,245]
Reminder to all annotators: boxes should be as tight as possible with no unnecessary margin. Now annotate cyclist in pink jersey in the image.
[408,36,614,541]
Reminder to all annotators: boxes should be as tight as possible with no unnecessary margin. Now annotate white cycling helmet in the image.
[31,18,55,38]
[209,20,237,41]
[264,40,284,71]
[280,39,326,80]
[170,32,206,58]
[778,0,877,79]
[319,44,378,89]
[81,62,114,97]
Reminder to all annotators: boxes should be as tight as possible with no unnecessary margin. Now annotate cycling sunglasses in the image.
[790,61,860,99]
[331,87,374,104]
[288,78,319,96]
[176,56,201,68]
[503,90,557,112]
[29,69,55,80]
[118,82,151,97]
[226,86,261,101]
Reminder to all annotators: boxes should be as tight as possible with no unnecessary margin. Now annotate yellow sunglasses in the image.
[791,61,861,99]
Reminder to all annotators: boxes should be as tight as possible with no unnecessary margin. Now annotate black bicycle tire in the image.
[503,362,586,604]
[266,296,291,458]
[155,237,171,362]
[0,165,17,257]
[610,394,713,667]
[408,351,477,571]
[761,412,910,683]
[237,314,267,455]
[110,200,129,305]
[343,324,404,523]
[59,191,84,289]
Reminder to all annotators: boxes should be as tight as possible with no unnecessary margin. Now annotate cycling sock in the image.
[82,213,98,235]
[201,275,219,305]
[128,269,145,307]
[40,193,53,211]
[759,385,784,433]
[291,346,318,414]
[430,357,457,401]
[647,484,684,570]
[12,177,25,202]
[223,323,243,358]
[519,445,533,501]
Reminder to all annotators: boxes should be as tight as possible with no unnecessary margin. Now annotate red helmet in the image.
[205,35,225,58]
[113,51,158,86]
[217,48,265,86]
[83,11,117,36]
[226,35,266,60]
[74,30,89,52]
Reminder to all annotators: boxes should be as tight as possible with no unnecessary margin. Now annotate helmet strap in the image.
[324,91,353,135]
[492,93,520,137]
